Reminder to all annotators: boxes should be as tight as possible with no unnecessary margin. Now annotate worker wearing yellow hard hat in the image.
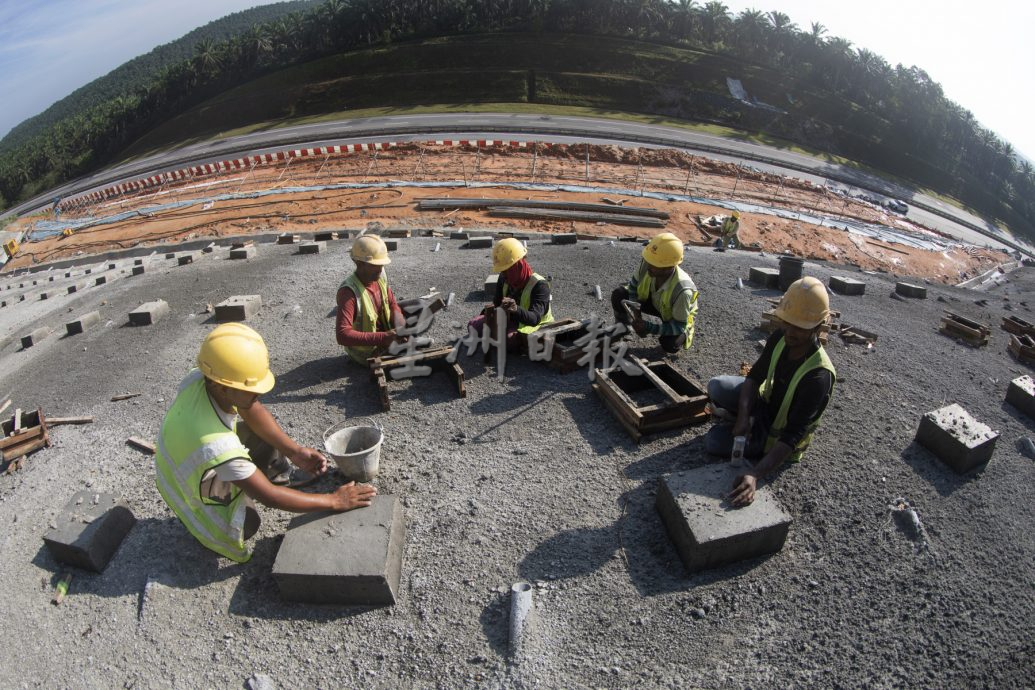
[716,210,741,251]
[336,235,409,365]
[154,323,376,562]
[703,276,836,507]
[611,232,699,353]
[466,237,554,350]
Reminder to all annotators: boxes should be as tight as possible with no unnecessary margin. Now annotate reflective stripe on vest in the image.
[634,263,698,349]
[502,273,554,334]
[341,272,391,364]
[758,336,836,463]
[153,370,253,562]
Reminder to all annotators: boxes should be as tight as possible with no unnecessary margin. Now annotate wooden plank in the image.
[12,409,22,435]
[377,345,454,369]
[47,416,94,426]
[111,393,142,402]
[596,371,645,420]
[0,399,10,416]
[375,369,390,411]
[596,377,645,428]
[126,437,155,455]
[631,356,686,405]
[449,363,467,398]
[593,384,642,442]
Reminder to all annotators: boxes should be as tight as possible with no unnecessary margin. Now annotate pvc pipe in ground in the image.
[593,285,602,300]
[433,242,441,252]
[508,581,533,660]
[446,292,455,308]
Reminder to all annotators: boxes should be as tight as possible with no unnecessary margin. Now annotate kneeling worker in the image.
[611,232,699,354]
[718,211,741,250]
[336,235,408,365]
[467,237,554,350]
[703,277,835,507]
[155,323,376,562]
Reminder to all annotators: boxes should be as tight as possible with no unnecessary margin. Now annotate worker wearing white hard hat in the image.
[611,232,699,353]
[703,276,836,507]
[336,235,409,365]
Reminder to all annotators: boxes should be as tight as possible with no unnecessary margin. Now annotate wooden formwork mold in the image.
[1008,334,1035,365]
[1001,315,1035,338]
[522,318,596,373]
[939,311,990,347]
[368,346,465,412]
[1,408,50,474]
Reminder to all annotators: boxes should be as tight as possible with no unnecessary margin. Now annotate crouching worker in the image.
[715,211,741,251]
[703,277,835,507]
[336,235,407,365]
[467,237,553,350]
[155,323,376,563]
[611,232,698,354]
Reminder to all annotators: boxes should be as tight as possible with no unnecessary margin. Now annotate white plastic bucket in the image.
[323,422,383,482]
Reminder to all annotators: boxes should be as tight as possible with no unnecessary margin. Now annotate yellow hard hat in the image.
[773,276,830,329]
[732,211,740,220]
[197,323,275,394]
[642,232,684,268]
[351,235,391,265]
[492,237,527,273]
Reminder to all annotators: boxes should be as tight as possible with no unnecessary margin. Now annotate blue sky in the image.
[1,0,1032,160]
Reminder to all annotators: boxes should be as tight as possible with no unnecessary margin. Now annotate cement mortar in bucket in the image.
[323,422,384,482]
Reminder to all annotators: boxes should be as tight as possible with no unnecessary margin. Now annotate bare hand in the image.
[731,417,750,438]
[729,473,757,507]
[288,447,328,476]
[501,297,518,313]
[632,318,647,337]
[331,481,377,511]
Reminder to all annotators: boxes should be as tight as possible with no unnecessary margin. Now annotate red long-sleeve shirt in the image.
[335,282,403,348]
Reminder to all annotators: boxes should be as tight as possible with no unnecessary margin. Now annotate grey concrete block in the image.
[165,252,176,260]
[299,241,326,255]
[485,273,499,296]
[39,291,52,300]
[896,282,927,298]
[177,254,194,266]
[21,326,52,349]
[42,492,136,572]
[449,231,469,240]
[94,275,108,286]
[108,262,118,271]
[229,246,257,260]
[1006,376,1035,421]
[133,258,144,266]
[749,267,780,288]
[656,464,792,573]
[49,276,55,282]
[272,495,404,605]
[277,233,300,244]
[551,233,578,245]
[66,311,101,335]
[129,300,170,326]
[84,268,92,275]
[467,237,492,249]
[215,295,262,322]
[384,240,398,251]
[829,276,865,296]
[68,282,86,294]
[65,272,73,278]
[915,403,998,473]
[314,231,340,242]
[132,265,146,276]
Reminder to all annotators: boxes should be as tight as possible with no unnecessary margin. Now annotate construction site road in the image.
[0,235,1032,688]
[5,114,1022,255]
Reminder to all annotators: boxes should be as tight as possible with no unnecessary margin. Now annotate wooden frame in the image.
[368,346,466,411]
[592,358,709,442]
[939,311,990,347]
[1,408,50,474]
[521,318,600,373]
[1001,315,1035,338]
[1009,334,1035,365]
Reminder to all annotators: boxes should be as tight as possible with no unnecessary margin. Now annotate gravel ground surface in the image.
[0,234,1032,689]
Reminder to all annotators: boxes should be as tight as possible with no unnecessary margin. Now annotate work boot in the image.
[266,456,318,489]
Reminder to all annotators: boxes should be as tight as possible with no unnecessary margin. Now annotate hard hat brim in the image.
[238,369,276,395]
[773,305,825,330]
[356,256,391,266]
[493,258,517,273]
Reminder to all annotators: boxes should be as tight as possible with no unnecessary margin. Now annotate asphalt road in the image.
[5,113,1024,253]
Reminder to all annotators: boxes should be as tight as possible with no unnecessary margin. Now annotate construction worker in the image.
[611,232,699,354]
[715,211,741,251]
[336,235,408,365]
[703,277,835,507]
[154,323,376,562]
[467,237,554,350]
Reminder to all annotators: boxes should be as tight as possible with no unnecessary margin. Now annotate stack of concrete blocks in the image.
[229,246,256,260]
[66,311,101,336]
[314,231,340,242]
[915,403,998,473]
[21,327,52,349]
[485,273,499,296]
[129,300,170,326]
[42,492,137,572]
[749,267,780,289]
[829,276,866,296]
[272,495,405,605]
[896,282,927,299]
[467,237,492,250]
[656,464,792,572]
[1006,376,1035,420]
[299,241,325,255]
[215,295,261,322]
[551,233,578,245]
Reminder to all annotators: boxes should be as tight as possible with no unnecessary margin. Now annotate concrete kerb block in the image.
[21,326,53,349]
[749,267,780,289]
[164,252,176,260]
[177,254,194,266]
[1006,376,1035,421]
[107,262,118,271]
[94,275,109,286]
[829,276,866,296]
[449,231,469,241]
[229,246,257,260]
[39,291,53,300]
[277,233,300,245]
[485,273,499,296]
[314,231,340,242]
[656,464,792,573]
[915,403,998,473]
[42,491,137,573]
[129,300,170,326]
[133,258,145,266]
[896,282,927,299]
[66,311,101,336]
[551,233,578,245]
[384,239,398,251]
[299,241,326,255]
[132,265,146,276]
[67,282,85,294]
[272,495,405,605]
[466,237,492,250]
[215,295,262,322]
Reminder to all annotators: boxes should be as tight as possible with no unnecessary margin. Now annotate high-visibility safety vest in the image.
[154,370,253,562]
[758,335,836,463]
[634,262,699,349]
[501,272,555,334]
[341,272,392,364]
[721,217,740,238]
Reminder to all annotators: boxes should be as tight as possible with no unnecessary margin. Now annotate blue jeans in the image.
[703,375,767,459]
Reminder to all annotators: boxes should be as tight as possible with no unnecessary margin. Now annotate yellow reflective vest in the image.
[501,272,554,334]
[633,263,698,350]
[341,272,392,365]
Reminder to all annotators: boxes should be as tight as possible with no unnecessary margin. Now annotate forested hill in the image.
[0,0,318,154]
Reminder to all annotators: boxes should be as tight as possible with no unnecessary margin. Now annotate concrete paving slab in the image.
[229,246,257,260]
[749,267,779,288]
[896,282,927,298]
[129,299,170,326]
[177,254,194,266]
[21,326,52,349]
[449,231,469,241]
[277,233,300,244]
[66,310,101,335]
[215,295,261,322]
[43,491,136,572]
[66,282,85,294]
[1006,376,1035,421]
[830,276,866,296]
[915,403,998,473]
[299,241,326,255]
[485,273,499,296]
[467,237,492,249]
[132,265,145,276]
[551,233,578,245]
[656,464,792,573]
[272,495,404,605]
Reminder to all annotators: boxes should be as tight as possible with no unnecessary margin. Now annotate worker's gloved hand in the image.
[728,473,757,507]
[501,297,518,313]
[632,318,647,337]
[332,481,377,511]
[288,446,328,476]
